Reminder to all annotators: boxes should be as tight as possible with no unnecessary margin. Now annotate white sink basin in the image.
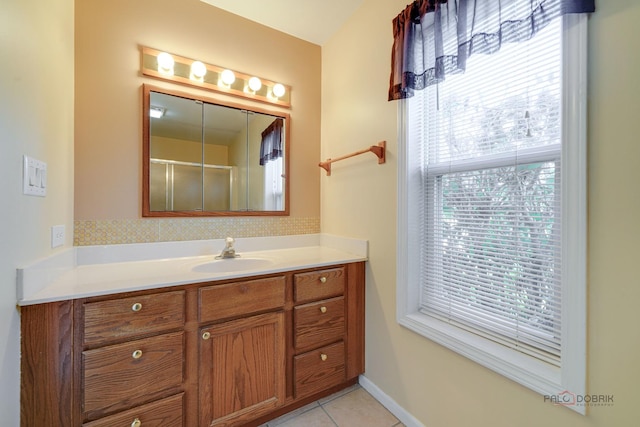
[191,257,274,273]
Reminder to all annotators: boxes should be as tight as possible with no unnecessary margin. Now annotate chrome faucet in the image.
[216,237,238,259]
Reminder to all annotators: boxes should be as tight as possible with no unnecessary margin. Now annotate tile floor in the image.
[260,384,405,427]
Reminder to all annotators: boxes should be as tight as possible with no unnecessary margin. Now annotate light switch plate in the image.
[51,225,65,248]
[23,155,47,197]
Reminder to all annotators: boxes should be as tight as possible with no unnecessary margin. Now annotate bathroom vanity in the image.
[18,235,366,427]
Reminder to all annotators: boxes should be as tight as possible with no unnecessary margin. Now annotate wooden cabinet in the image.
[82,394,184,427]
[82,290,185,346]
[199,312,286,426]
[293,267,345,303]
[199,276,286,323]
[294,296,345,351]
[294,341,346,398]
[79,291,186,424]
[20,261,365,427]
[82,331,184,416]
[293,267,348,398]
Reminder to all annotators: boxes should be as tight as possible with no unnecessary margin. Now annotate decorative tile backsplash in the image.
[74,217,320,246]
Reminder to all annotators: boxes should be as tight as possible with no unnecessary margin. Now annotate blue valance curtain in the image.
[259,118,284,166]
[388,0,595,101]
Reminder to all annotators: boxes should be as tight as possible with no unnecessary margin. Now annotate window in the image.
[397,14,587,412]
[264,156,284,210]
[260,117,285,211]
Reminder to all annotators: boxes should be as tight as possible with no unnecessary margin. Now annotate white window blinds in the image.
[409,19,563,366]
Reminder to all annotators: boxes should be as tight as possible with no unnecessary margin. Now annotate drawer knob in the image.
[132,302,142,312]
[132,349,143,359]
[131,418,142,427]
[320,353,328,361]
[319,277,327,284]
[320,306,327,313]
[202,331,211,340]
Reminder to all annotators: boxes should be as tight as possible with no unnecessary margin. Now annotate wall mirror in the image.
[143,85,289,216]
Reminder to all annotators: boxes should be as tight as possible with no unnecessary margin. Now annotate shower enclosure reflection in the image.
[143,85,289,216]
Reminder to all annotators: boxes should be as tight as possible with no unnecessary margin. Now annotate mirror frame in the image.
[142,84,290,217]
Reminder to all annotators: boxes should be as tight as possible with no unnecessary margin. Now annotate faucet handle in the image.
[216,237,237,259]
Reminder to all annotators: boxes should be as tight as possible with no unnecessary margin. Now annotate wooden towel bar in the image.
[319,141,386,176]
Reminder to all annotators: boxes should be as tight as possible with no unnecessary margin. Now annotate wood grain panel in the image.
[294,341,346,399]
[82,331,184,417]
[199,276,285,323]
[20,301,74,427]
[294,296,345,351]
[82,393,184,427]
[199,312,286,427]
[83,290,185,346]
[345,262,366,379]
[293,267,345,303]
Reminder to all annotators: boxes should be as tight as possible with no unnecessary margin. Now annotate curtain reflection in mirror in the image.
[259,118,284,211]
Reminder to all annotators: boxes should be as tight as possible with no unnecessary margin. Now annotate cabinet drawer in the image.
[83,291,185,346]
[294,296,345,351]
[294,341,346,398]
[82,331,184,416]
[199,276,285,323]
[294,267,345,303]
[83,393,183,427]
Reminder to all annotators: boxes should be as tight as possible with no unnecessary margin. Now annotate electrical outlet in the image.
[51,225,65,248]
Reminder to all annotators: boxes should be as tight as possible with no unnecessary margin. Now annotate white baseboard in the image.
[358,375,426,427]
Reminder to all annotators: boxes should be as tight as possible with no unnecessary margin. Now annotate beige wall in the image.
[322,0,640,426]
[151,137,228,164]
[0,0,75,424]
[75,0,320,221]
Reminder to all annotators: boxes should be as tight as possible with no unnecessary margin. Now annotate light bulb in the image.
[149,107,165,119]
[272,83,286,98]
[190,61,207,80]
[157,52,174,75]
[248,77,262,92]
[221,69,236,86]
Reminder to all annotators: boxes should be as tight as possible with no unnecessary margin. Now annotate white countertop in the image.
[17,234,368,306]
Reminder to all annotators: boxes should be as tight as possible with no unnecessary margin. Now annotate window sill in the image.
[398,311,584,415]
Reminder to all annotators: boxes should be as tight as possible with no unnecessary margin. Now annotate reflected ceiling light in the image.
[272,83,286,98]
[221,69,236,86]
[149,106,165,118]
[157,52,175,75]
[190,61,207,81]
[248,76,262,92]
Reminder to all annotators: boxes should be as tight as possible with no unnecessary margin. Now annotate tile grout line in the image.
[319,404,339,427]
[317,383,361,406]
[264,401,321,426]
[318,385,360,427]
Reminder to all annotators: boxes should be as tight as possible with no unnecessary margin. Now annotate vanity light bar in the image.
[140,46,291,108]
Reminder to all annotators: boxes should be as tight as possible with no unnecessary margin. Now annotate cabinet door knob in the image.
[132,302,142,312]
[320,306,327,313]
[320,353,328,361]
[202,331,211,340]
[132,350,143,359]
[131,418,142,427]
[319,276,327,284]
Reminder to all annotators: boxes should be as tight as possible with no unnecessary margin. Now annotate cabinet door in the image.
[199,312,285,427]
